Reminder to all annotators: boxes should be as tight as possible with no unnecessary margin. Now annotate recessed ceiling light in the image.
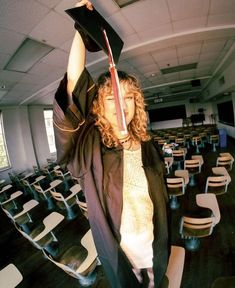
[161,63,198,75]
[4,38,54,73]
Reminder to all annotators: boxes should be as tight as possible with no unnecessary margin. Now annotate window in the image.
[217,100,235,126]
[44,109,56,154]
[0,113,11,170]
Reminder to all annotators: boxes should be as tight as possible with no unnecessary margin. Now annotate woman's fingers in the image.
[75,0,93,10]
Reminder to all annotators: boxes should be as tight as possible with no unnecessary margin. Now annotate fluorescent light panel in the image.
[114,0,140,8]
[161,63,198,75]
[4,38,54,73]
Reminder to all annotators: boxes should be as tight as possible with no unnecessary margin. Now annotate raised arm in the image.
[67,31,85,98]
[53,0,96,167]
[67,0,93,98]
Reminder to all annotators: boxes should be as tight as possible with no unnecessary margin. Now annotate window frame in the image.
[43,109,56,155]
[0,112,11,171]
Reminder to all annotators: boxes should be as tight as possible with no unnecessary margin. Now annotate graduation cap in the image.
[65,6,124,64]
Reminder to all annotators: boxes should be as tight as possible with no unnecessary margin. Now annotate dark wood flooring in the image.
[1,136,235,288]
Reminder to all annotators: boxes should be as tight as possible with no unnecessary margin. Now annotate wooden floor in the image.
[0,136,235,288]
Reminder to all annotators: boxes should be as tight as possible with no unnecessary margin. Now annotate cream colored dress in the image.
[120,147,154,269]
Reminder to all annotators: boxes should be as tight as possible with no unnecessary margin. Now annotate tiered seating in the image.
[152,124,218,153]
[0,160,101,287]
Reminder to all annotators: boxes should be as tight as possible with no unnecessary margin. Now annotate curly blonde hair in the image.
[92,71,150,148]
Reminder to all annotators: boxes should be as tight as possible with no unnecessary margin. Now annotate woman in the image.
[53,1,170,287]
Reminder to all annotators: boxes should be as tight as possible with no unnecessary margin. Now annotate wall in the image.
[213,92,235,138]
[0,105,52,182]
[149,100,213,130]
[201,46,235,138]
[28,106,51,167]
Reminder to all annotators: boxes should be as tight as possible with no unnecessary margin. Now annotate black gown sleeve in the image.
[53,68,96,165]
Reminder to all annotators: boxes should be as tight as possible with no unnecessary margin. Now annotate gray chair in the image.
[205,175,229,195]
[166,177,185,210]
[42,229,98,287]
[179,215,215,251]
[0,263,23,288]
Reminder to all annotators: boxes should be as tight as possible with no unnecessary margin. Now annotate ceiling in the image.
[0,0,235,108]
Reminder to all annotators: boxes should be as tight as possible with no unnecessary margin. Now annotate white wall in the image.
[0,105,52,182]
[28,106,51,167]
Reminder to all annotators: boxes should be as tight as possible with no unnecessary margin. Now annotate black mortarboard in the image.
[65,6,124,64]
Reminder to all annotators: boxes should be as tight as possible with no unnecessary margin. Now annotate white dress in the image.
[120,147,154,269]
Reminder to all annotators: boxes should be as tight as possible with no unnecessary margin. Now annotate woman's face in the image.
[103,81,135,131]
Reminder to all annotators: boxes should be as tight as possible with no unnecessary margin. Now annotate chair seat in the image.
[43,229,98,286]
[212,167,231,183]
[166,246,185,288]
[182,225,213,238]
[0,263,23,288]
[60,245,89,274]
[211,276,235,288]
[174,170,189,186]
[196,193,220,225]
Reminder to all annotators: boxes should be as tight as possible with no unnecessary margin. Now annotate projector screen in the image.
[148,105,186,122]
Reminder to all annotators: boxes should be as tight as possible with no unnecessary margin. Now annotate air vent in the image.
[161,63,198,75]
[170,83,192,93]
[191,79,201,87]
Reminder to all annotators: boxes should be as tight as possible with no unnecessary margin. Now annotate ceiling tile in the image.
[141,64,161,75]
[167,0,210,21]
[108,12,135,37]
[197,59,214,68]
[29,60,59,76]
[127,54,155,68]
[207,13,235,26]
[122,33,141,49]
[209,0,235,14]
[91,0,120,18]
[158,59,179,69]
[201,39,227,53]
[178,55,200,65]
[137,23,173,42]
[29,11,74,47]
[179,70,195,79]
[152,47,178,62]
[0,70,24,82]
[177,42,202,57]
[1,0,235,107]
[199,51,220,61]
[0,0,49,34]
[172,17,207,33]
[163,73,180,83]
[0,53,11,70]
[121,0,170,32]
[0,28,25,55]
[41,49,68,68]
[37,0,62,9]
